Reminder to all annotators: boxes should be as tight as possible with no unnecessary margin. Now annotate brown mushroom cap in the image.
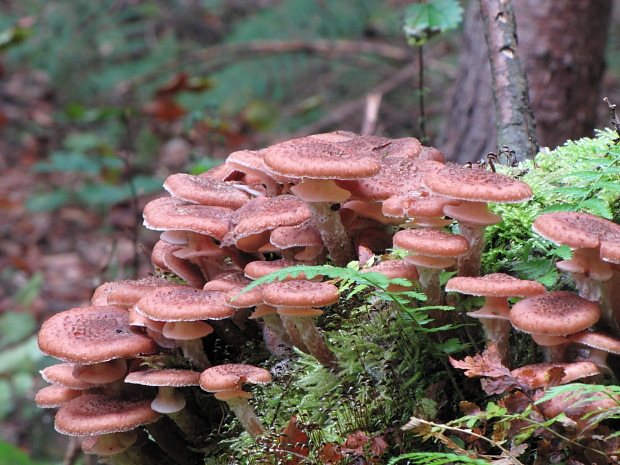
[510,361,601,389]
[38,306,157,364]
[199,364,272,393]
[532,211,620,249]
[125,369,201,388]
[35,385,82,408]
[335,158,444,202]
[445,273,546,298]
[163,173,250,209]
[393,228,470,258]
[567,331,620,354]
[261,280,340,308]
[102,277,188,308]
[509,291,601,336]
[41,363,102,390]
[263,139,381,180]
[54,394,162,436]
[244,259,312,281]
[143,196,233,241]
[136,287,235,322]
[424,165,533,204]
[222,195,312,251]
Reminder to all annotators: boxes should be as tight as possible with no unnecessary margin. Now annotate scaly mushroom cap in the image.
[35,385,82,408]
[199,364,272,393]
[125,369,201,388]
[163,173,250,209]
[509,291,601,336]
[143,196,233,241]
[336,135,424,160]
[424,165,533,203]
[38,306,157,364]
[532,211,620,250]
[361,259,419,283]
[54,394,162,436]
[568,331,620,355]
[203,272,251,292]
[509,361,601,389]
[393,228,470,258]
[263,139,381,180]
[335,158,444,202]
[261,280,340,308]
[136,287,235,322]
[222,195,312,250]
[445,273,546,298]
[41,363,102,390]
[102,277,188,308]
[244,259,313,281]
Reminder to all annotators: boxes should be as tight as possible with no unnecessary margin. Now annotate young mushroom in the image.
[261,280,340,369]
[424,164,533,277]
[445,273,545,367]
[199,364,272,439]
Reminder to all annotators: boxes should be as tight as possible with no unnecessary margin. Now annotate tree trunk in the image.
[440,0,613,164]
[478,0,538,162]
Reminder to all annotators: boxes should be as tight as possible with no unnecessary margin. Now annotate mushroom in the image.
[261,280,340,369]
[509,291,601,362]
[163,173,251,209]
[54,394,162,462]
[35,385,82,408]
[136,287,236,369]
[393,228,470,308]
[445,273,545,366]
[199,364,272,439]
[38,306,157,367]
[424,164,533,277]
[510,361,601,390]
[263,138,382,266]
[567,331,620,376]
[532,211,620,335]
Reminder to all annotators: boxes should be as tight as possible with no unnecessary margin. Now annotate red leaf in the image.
[318,442,345,463]
[277,415,310,463]
[449,343,511,379]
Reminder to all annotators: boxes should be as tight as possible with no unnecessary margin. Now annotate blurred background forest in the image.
[1,0,620,463]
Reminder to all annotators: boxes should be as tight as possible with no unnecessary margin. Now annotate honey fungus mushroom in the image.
[424,164,533,277]
[199,364,272,439]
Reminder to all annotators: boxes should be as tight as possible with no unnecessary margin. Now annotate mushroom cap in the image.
[509,361,601,389]
[143,196,233,241]
[567,331,620,354]
[222,195,311,250]
[263,139,381,180]
[38,306,157,364]
[103,277,188,308]
[35,385,82,408]
[509,291,600,336]
[335,135,424,160]
[445,273,546,298]
[199,364,272,393]
[136,287,235,322]
[393,228,470,258]
[124,369,201,387]
[41,363,102,390]
[335,158,444,202]
[54,394,162,436]
[532,211,620,250]
[424,165,533,203]
[244,259,312,280]
[163,173,250,209]
[361,259,419,282]
[269,220,323,250]
[203,272,251,292]
[261,280,340,308]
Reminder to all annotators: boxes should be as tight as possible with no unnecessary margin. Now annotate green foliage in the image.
[403,0,464,46]
[484,129,620,288]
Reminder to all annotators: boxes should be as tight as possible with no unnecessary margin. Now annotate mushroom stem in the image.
[479,318,512,367]
[279,314,312,355]
[282,314,338,369]
[226,395,266,439]
[416,266,443,307]
[305,201,355,267]
[456,221,486,277]
[177,339,212,370]
[261,312,296,347]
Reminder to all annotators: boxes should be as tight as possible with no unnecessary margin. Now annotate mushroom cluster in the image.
[35,131,620,461]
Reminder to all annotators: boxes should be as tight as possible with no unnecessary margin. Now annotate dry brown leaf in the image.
[449,343,511,379]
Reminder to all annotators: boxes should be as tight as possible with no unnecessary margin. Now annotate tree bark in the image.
[440,0,613,164]
[478,0,538,162]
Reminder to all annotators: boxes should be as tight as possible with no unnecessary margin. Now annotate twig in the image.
[290,64,416,138]
[117,39,411,93]
[361,92,382,135]
[603,97,620,138]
